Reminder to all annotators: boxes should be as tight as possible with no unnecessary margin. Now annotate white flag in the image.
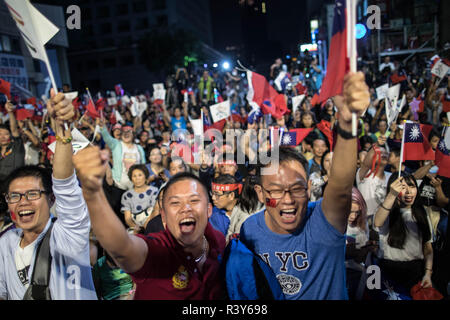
[115,109,125,124]
[107,97,117,106]
[385,97,399,130]
[387,84,400,109]
[431,60,450,79]
[153,83,165,92]
[292,95,305,115]
[5,0,59,61]
[153,89,166,101]
[48,128,90,155]
[274,71,287,91]
[130,96,138,117]
[121,95,130,104]
[5,0,59,90]
[376,83,389,100]
[137,101,148,118]
[64,91,78,101]
[209,100,231,123]
[91,124,100,143]
[398,94,406,112]
[189,115,203,137]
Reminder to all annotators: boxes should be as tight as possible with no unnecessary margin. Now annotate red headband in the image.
[211,183,242,194]
[218,159,237,167]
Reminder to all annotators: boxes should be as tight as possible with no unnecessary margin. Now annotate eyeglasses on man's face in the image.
[259,184,307,200]
[5,190,48,204]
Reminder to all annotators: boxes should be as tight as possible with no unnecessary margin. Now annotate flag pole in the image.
[348,0,358,137]
[44,56,69,131]
[398,120,406,178]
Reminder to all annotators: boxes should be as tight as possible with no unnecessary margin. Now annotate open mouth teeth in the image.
[18,210,35,217]
[280,209,296,215]
[179,218,196,226]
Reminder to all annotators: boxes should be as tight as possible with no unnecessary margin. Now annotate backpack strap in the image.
[23,218,56,300]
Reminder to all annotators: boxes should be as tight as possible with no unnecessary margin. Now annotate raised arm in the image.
[47,89,75,179]
[430,177,449,208]
[412,162,434,180]
[182,101,189,119]
[5,101,19,137]
[73,146,148,274]
[322,72,370,234]
[373,176,404,228]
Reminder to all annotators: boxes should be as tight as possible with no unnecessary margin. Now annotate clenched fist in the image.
[334,72,370,129]
[73,146,110,194]
[47,88,75,124]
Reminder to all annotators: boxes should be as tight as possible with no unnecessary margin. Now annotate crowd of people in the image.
[0,49,449,300]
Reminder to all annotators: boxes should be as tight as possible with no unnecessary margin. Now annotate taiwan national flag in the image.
[318,0,349,104]
[246,71,289,119]
[280,128,314,147]
[435,126,450,178]
[402,122,434,161]
[15,104,35,120]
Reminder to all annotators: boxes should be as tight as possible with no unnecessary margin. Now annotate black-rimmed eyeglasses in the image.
[5,190,49,204]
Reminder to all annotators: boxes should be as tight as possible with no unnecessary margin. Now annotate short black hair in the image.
[3,165,53,195]
[256,147,309,182]
[0,124,11,135]
[162,172,209,205]
[128,164,149,181]
[213,174,240,199]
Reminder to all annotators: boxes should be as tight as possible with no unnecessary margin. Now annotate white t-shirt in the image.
[14,238,38,288]
[346,224,369,249]
[374,208,433,261]
[116,142,141,190]
[356,168,392,218]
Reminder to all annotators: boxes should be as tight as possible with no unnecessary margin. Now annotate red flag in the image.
[72,97,82,110]
[390,72,407,85]
[0,78,11,100]
[110,109,117,125]
[15,105,34,121]
[310,94,320,107]
[247,71,289,119]
[435,126,450,178]
[86,100,99,118]
[26,97,37,106]
[318,0,349,103]
[290,128,314,145]
[317,120,333,150]
[403,122,435,161]
[295,82,307,95]
[441,94,450,113]
[95,98,106,111]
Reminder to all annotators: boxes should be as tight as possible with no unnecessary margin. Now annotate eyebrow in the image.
[266,180,307,188]
[166,193,202,200]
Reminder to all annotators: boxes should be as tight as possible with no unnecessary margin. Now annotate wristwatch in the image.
[336,121,355,140]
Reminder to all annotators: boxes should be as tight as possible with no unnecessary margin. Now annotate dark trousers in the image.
[379,259,424,292]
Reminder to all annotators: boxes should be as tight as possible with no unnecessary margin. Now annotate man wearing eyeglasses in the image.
[0,90,97,300]
[239,72,371,300]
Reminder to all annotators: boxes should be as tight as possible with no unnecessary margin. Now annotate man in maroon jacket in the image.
[73,147,226,299]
